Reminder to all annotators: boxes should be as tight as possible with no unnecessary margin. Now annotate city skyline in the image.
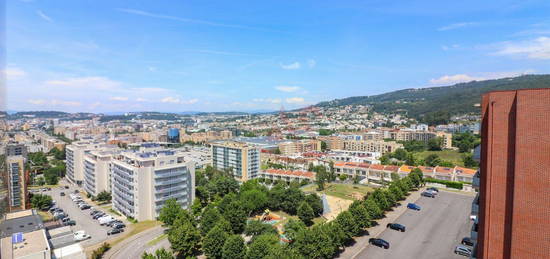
[5,0,550,112]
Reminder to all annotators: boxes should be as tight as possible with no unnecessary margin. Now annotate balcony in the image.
[472,170,480,189]
[471,222,478,241]
[155,177,187,186]
[472,194,479,215]
[155,191,188,202]
[155,186,186,194]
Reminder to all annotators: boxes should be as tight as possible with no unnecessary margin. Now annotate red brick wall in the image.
[478,89,550,259]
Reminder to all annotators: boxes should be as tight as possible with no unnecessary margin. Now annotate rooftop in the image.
[1,229,50,259]
[263,169,316,179]
[1,211,43,238]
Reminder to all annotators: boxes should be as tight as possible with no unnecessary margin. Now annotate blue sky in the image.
[5,0,550,112]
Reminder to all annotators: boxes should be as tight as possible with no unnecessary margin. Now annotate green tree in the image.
[334,211,360,241]
[141,248,174,259]
[427,137,443,151]
[321,141,328,151]
[203,226,229,259]
[297,201,315,226]
[283,219,306,242]
[463,154,479,168]
[370,189,390,211]
[348,201,371,229]
[245,234,279,259]
[293,225,336,259]
[96,191,112,202]
[425,154,442,167]
[158,199,183,227]
[363,197,383,220]
[168,218,201,258]
[405,153,417,166]
[305,193,323,216]
[200,206,222,236]
[392,148,408,161]
[240,189,268,216]
[222,235,246,259]
[223,201,247,234]
[410,168,424,187]
[245,220,277,237]
[30,194,52,210]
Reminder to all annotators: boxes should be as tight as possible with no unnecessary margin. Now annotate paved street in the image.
[105,226,168,259]
[354,191,474,259]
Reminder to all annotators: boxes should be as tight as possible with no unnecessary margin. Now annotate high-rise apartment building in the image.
[111,148,195,221]
[5,143,28,158]
[210,141,260,181]
[66,141,106,186]
[83,149,116,196]
[167,128,180,143]
[6,156,29,211]
[278,139,322,155]
[472,89,550,258]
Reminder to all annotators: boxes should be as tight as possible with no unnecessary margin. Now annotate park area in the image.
[302,183,374,201]
[414,149,465,166]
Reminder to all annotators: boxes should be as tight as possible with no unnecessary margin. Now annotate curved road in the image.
[106,226,170,259]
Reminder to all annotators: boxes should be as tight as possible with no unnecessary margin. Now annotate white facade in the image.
[83,149,116,196]
[111,149,195,221]
[66,141,106,185]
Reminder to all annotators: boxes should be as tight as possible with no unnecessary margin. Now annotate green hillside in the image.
[316,74,550,123]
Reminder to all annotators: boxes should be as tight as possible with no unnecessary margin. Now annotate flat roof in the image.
[0,214,44,238]
[5,210,34,220]
[1,229,50,259]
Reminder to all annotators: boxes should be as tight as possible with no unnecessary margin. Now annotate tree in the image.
[141,248,174,259]
[245,220,277,237]
[402,140,427,152]
[245,234,279,259]
[321,141,328,151]
[410,168,424,187]
[392,148,408,161]
[191,198,203,217]
[348,201,371,229]
[283,219,306,242]
[35,176,45,186]
[240,189,268,216]
[405,153,417,166]
[203,226,229,259]
[292,224,336,259]
[314,166,328,191]
[297,201,315,226]
[222,235,246,259]
[425,154,442,167]
[200,206,222,236]
[223,201,247,234]
[218,192,237,214]
[463,154,478,168]
[158,199,183,227]
[363,197,383,220]
[31,194,52,210]
[334,211,360,241]
[338,174,348,181]
[96,191,112,202]
[168,218,201,258]
[370,189,390,211]
[427,137,443,151]
[305,193,323,216]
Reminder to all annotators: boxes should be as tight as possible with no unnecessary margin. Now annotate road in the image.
[106,226,170,259]
[355,191,474,259]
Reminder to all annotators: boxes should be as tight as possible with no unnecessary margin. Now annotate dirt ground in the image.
[323,194,353,221]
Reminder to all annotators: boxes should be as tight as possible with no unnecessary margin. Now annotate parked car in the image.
[470,215,477,221]
[368,238,390,249]
[461,237,474,246]
[427,187,439,193]
[386,223,406,232]
[65,186,70,189]
[60,192,65,196]
[74,190,79,194]
[454,245,472,257]
[61,217,71,223]
[107,220,123,227]
[74,231,91,241]
[90,210,101,215]
[421,191,436,198]
[64,220,76,226]
[112,223,126,229]
[93,213,106,219]
[407,203,421,211]
[80,205,91,210]
[107,228,124,235]
[99,216,115,225]
[54,213,67,220]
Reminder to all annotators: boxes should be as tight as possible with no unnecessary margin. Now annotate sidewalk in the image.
[337,188,424,259]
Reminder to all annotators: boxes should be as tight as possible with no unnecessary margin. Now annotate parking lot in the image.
[356,191,475,258]
[44,185,125,248]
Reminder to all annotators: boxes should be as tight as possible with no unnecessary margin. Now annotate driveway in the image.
[354,191,474,258]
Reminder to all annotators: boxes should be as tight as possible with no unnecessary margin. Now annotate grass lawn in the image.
[414,150,465,166]
[29,184,60,190]
[303,183,374,201]
[37,210,53,221]
[109,220,161,247]
[147,233,167,246]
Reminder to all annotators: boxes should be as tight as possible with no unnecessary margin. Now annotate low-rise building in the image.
[259,169,315,183]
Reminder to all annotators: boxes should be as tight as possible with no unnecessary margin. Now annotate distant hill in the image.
[315,74,550,123]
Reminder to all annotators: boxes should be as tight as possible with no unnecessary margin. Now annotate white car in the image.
[73,231,91,241]
[470,215,477,221]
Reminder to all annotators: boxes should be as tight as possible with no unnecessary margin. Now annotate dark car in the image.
[61,217,71,223]
[461,237,474,246]
[60,192,65,196]
[65,186,70,189]
[369,238,390,249]
[74,190,79,194]
[107,228,124,235]
[407,203,421,210]
[421,191,435,198]
[108,220,123,227]
[113,223,126,229]
[80,205,91,210]
[90,210,100,215]
[63,220,76,226]
[93,213,106,219]
[386,223,406,232]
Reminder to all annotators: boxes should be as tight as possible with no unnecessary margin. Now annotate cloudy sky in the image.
[4,0,550,112]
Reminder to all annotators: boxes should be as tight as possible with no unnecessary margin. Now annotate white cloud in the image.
[430,70,536,85]
[286,97,305,104]
[36,10,53,22]
[308,59,316,68]
[280,62,301,70]
[136,98,147,102]
[3,67,26,79]
[438,22,476,31]
[109,96,128,101]
[46,76,121,90]
[275,86,301,92]
[492,37,550,60]
[27,99,46,105]
[186,98,199,104]
[253,98,281,104]
[50,100,81,107]
[160,97,198,104]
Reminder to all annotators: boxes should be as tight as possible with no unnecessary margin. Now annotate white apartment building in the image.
[66,141,107,186]
[111,149,195,221]
[210,141,260,181]
[83,149,116,196]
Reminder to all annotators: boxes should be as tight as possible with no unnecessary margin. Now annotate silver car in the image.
[454,245,472,257]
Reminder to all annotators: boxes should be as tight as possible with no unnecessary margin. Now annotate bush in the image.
[424,178,463,189]
[91,242,111,259]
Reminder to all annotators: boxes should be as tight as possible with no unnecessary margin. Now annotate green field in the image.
[414,150,465,166]
[302,183,374,201]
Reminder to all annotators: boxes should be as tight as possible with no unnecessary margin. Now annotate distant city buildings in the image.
[472,89,550,259]
[167,128,180,143]
[278,139,322,155]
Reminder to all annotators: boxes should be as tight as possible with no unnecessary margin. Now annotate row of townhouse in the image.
[66,142,196,221]
[258,169,316,183]
[334,162,477,183]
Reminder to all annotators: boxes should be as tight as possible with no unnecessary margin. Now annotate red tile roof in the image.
[454,166,476,176]
[264,169,316,178]
[435,166,454,174]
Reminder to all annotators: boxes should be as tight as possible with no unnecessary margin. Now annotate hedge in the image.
[424,178,463,190]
